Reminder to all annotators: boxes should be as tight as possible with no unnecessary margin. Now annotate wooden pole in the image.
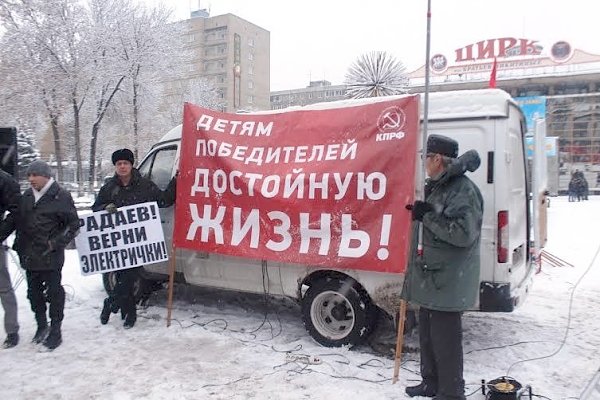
[166,240,177,327]
[166,170,180,327]
[392,300,407,384]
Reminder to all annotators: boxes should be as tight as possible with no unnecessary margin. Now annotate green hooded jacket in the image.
[402,168,483,312]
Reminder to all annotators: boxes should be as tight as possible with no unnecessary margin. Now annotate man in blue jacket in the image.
[402,135,483,400]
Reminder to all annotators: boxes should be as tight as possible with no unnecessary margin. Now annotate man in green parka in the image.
[403,134,483,400]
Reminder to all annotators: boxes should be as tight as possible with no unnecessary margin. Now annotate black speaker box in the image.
[0,127,18,178]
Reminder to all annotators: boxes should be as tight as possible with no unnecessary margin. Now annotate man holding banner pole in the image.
[402,136,483,399]
[93,148,176,329]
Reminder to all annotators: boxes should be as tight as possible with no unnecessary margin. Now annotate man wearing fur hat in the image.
[0,160,79,350]
[92,148,176,329]
[402,135,483,400]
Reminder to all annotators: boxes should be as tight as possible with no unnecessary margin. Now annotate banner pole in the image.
[166,171,180,327]
[392,300,407,384]
[166,240,177,327]
[394,0,432,384]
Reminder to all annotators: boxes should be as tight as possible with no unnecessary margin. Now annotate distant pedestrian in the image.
[0,160,79,350]
[0,169,21,349]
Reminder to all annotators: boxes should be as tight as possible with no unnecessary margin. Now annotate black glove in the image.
[406,201,434,221]
[105,203,118,214]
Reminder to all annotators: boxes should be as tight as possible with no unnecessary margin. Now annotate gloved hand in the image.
[406,201,434,221]
[105,203,118,214]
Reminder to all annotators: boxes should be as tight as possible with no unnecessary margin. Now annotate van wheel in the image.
[302,278,375,347]
[102,270,154,305]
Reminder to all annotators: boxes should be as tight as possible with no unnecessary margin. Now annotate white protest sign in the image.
[75,201,168,276]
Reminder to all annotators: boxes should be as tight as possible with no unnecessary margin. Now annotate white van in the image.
[103,89,535,347]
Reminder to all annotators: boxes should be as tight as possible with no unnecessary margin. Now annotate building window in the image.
[248,65,254,75]
[248,52,254,61]
[248,80,254,89]
[248,95,254,104]
[248,38,254,47]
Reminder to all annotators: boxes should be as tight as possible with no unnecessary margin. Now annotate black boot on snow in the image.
[3,333,19,349]
[100,298,112,325]
[43,323,62,350]
[32,323,49,344]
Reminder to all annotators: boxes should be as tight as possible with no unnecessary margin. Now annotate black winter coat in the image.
[0,169,20,221]
[92,168,176,212]
[0,180,79,271]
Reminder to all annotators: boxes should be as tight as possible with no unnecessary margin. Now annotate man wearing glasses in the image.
[403,134,483,400]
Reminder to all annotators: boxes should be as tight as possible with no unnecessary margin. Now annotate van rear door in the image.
[428,120,496,288]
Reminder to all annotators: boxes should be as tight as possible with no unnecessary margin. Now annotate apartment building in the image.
[178,11,270,112]
[270,80,347,110]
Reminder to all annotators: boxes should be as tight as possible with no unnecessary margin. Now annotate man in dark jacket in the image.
[0,160,79,350]
[402,135,483,400]
[93,148,176,329]
[0,169,21,349]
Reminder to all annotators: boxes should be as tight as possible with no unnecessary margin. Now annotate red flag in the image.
[489,57,497,88]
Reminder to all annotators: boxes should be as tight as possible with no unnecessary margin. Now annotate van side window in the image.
[138,146,177,190]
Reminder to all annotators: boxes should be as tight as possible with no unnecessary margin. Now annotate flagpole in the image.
[393,0,432,385]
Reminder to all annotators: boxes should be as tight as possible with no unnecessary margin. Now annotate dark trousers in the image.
[26,270,65,325]
[418,307,465,400]
[107,268,137,320]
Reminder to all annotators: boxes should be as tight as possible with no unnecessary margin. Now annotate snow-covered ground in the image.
[1,196,599,399]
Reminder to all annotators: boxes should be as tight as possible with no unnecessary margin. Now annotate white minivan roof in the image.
[159,89,515,143]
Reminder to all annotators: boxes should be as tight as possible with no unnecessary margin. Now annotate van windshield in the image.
[139,146,177,189]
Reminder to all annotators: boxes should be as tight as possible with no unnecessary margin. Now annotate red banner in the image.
[173,96,420,274]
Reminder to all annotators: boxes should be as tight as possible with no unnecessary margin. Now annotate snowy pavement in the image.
[0,196,599,399]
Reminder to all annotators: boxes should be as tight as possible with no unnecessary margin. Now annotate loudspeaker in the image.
[0,127,18,178]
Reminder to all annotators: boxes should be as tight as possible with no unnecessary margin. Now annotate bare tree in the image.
[345,51,409,98]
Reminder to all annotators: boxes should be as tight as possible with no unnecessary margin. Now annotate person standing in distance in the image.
[93,148,176,329]
[0,169,21,349]
[402,135,483,400]
[0,160,79,350]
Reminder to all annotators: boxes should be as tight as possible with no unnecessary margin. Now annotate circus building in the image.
[407,38,600,193]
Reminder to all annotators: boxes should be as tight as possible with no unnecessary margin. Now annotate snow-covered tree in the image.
[0,0,75,181]
[16,128,40,177]
[345,51,409,98]
[163,78,225,127]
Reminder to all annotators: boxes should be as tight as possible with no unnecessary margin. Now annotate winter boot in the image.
[2,333,19,349]
[43,322,62,350]
[123,305,136,329]
[123,313,136,329]
[100,298,112,325]
[405,381,437,398]
[32,315,49,344]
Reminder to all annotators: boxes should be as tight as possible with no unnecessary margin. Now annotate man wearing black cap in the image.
[0,159,80,350]
[92,148,176,329]
[402,134,483,400]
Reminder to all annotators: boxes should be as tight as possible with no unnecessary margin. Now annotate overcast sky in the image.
[146,0,600,91]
